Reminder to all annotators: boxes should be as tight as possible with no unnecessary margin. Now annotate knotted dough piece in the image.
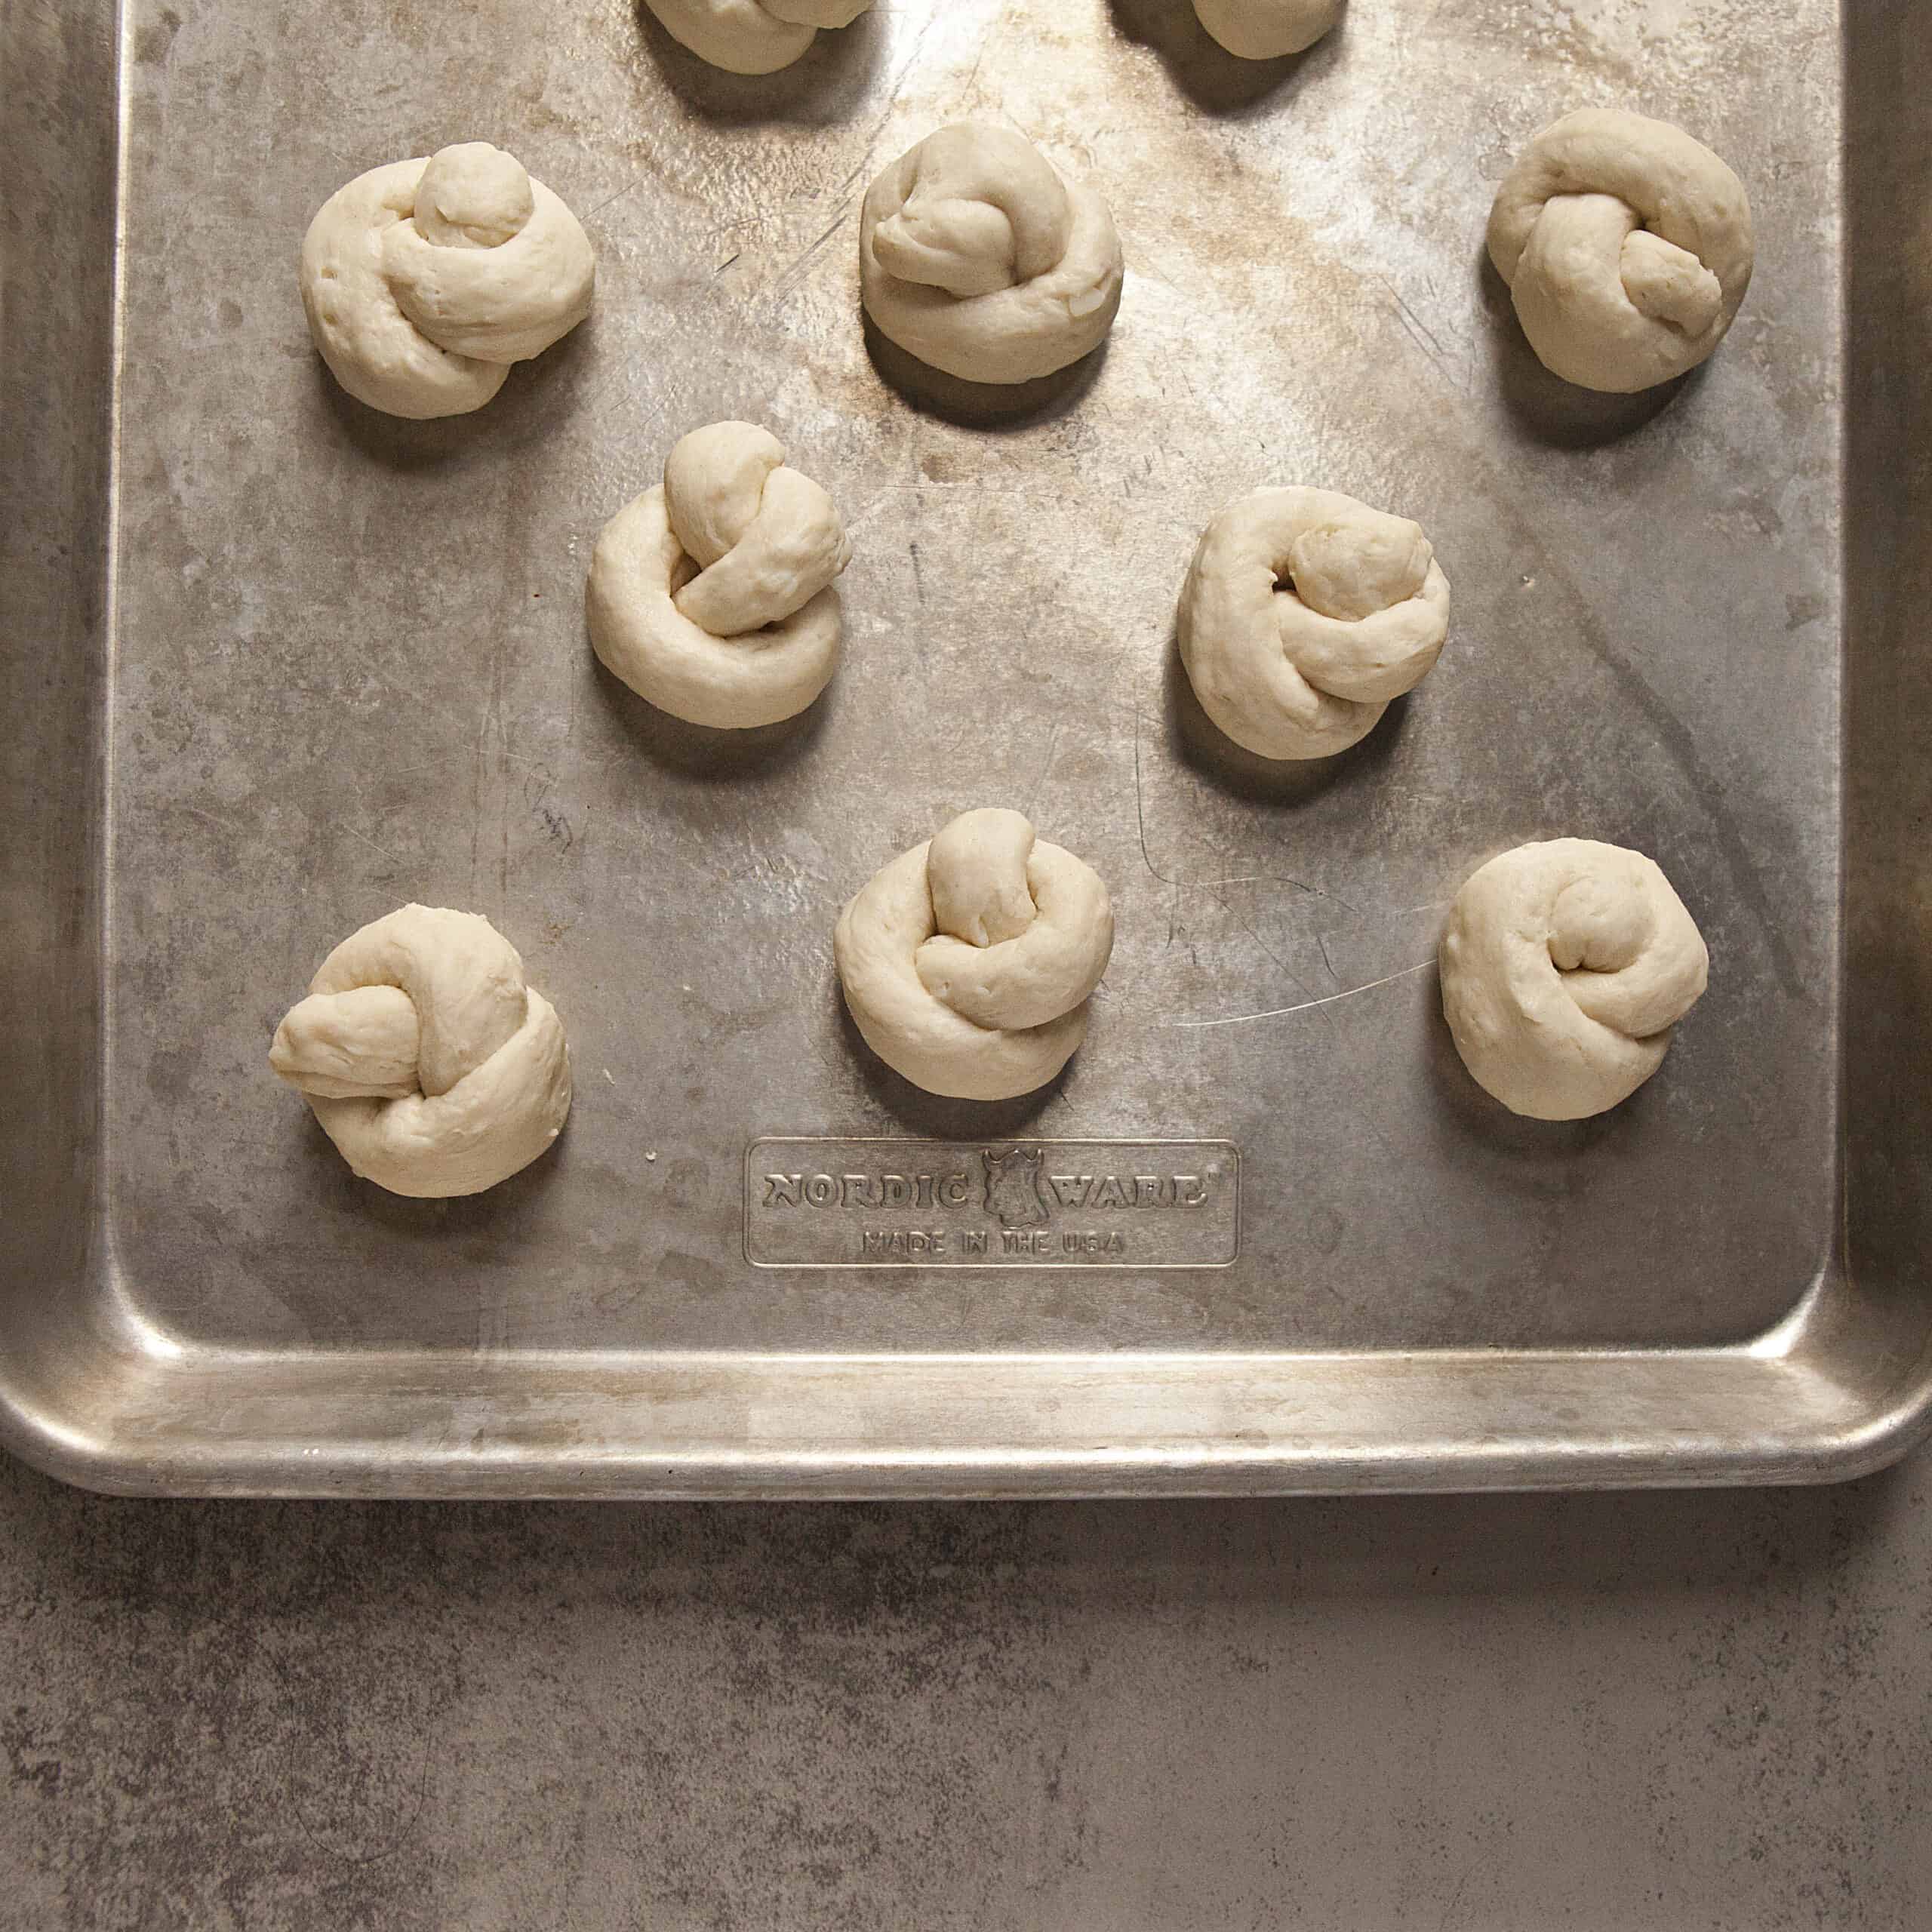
[1179,486,1451,760]
[835,810,1115,1100]
[270,905,571,1197]
[1440,840,1709,1121]
[300,142,595,420]
[644,0,870,74]
[588,421,851,729]
[1193,0,1341,58]
[860,124,1125,386]
[1487,108,1753,394]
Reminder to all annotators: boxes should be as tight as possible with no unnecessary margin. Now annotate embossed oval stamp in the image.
[745,1138,1240,1269]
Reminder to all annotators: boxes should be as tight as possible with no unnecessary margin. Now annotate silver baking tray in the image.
[5,0,1930,1497]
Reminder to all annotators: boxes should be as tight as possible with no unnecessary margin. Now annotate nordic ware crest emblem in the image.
[980,1146,1053,1229]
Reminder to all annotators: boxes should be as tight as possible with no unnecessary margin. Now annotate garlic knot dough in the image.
[860,124,1125,385]
[1194,0,1341,59]
[588,421,852,729]
[1440,840,1709,1121]
[645,0,871,74]
[835,809,1115,1100]
[300,143,595,420]
[270,905,571,1197]
[1179,486,1451,759]
[1487,109,1753,393]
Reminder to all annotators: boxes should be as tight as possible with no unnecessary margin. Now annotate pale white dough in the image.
[1487,108,1753,394]
[835,809,1115,1100]
[860,124,1125,386]
[300,143,595,420]
[587,421,851,729]
[270,905,571,1197]
[1178,486,1451,760]
[1194,0,1341,58]
[644,0,870,73]
[1439,839,1709,1121]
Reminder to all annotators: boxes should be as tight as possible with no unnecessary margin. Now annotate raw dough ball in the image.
[1193,0,1341,59]
[1439,839,1709,1121]
[270,904,571,1197]
[860,123,1125,386]
[643,0,870,74]
[835,809,1115,1100]
[300,143,595,420]
[588,420,851,729]
[1178,485,1451,759]
[1486,108,1753,394]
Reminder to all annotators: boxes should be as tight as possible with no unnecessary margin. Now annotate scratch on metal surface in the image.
[955,2,1013,108]
[1024,719,1061,815]
[769,211,851,296]
[584,179,645,224]
[1129,704,1346,901]
[1377,272,1468,395]
[1377,272,1446,357]
[1201,881,1306,989]
[337,822,399,866]
[839,12,941,194]
[846,484,1069,540]
[1164,960,1438,1029]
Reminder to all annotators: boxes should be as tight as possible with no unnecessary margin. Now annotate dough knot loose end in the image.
[860,124,1125,385]
[1439,838,1709,1121]
[1179,485,1451,760]
[1485,108,1753,394]
[835,808,1115,1100]
[269,904,571,1197]
[299,143,595,420]
[587,420,852,730]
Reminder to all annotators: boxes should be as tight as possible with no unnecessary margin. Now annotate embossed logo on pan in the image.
[745,1139,1240,1269]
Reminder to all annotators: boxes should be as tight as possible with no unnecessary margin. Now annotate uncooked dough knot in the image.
[663,421,853,638]
[1439,839,1709,1121]
[643,0,870,75]
[860,124,1125,385]
[1192,0,1342,60]
[588,421,851,730]
[1486,109,1753,394]
[300,143,595,420]
[1178,486,1451,760]
[270,905,571,1197]
[835,809,1115,1100]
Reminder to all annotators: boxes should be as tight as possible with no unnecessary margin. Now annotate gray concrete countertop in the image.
[2,1453,1927,1930]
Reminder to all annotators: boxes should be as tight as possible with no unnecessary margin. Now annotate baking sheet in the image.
[5,0,1930,1496]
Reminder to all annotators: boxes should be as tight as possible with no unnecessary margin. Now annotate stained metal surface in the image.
[2,0,1929,1496]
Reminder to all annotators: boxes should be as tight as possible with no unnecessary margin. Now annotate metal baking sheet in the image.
[5,0,1930,1497]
